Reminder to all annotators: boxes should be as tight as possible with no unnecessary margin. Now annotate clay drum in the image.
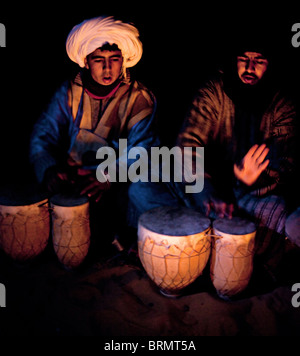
[50,194,90,269]
[0,184,50,262]
[210,217,256,299]
[138,206,211,297]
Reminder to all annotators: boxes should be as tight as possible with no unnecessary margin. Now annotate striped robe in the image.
[30,71,158,183]
[176,73,297,255]
[129,73,298,260]
[177,74,297,198]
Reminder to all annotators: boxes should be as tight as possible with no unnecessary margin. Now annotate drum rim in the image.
[138,205,211,236]
[50,193,89,207]
[212,217,256,235]
[0,183,49,206]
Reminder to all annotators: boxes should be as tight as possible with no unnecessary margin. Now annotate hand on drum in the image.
[77,168,111,203]
[203,197,234,219]
[234,144,270,186]
[197,179,234,219]
[43,166,72,194]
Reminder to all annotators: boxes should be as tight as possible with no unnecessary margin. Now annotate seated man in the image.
[30,16,158,253]
[129,40,297,263]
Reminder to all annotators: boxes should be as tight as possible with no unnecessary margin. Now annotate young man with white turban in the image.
[30,16,158,255]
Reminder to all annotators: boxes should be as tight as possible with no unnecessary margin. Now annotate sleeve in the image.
[250,94,297,197]
[29,82,73,183]
[116,89,160,178]
[177,80,221,149]
[176,80,221,184]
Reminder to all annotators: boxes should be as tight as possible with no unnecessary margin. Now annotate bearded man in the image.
[129,41,297,262]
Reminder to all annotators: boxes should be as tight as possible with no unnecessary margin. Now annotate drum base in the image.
[159,288,182,299]
[216,291,231,301]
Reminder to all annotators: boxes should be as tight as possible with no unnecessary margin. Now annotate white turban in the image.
[66,16,143,68]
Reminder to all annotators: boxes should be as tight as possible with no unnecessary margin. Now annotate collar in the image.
[81,69,122,99]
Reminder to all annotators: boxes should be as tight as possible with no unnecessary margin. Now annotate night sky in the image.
[0,4,299,184]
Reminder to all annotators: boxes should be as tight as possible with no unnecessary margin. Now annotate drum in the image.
[138,206,211,297]
[210,217,256,299]
[285,207,300,248]
[0,184,50,262]
[50,194,90,269]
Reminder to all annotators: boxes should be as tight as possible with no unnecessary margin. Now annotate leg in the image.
[236,193,287,260]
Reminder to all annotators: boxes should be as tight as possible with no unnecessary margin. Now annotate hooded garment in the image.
[177,45,297,200]
[66,16,143,70]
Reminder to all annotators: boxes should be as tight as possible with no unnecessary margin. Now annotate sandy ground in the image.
[0,234,299,337]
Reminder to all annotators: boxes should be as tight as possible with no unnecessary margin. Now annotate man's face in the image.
[85,48,123,86]
[237,52,269,85]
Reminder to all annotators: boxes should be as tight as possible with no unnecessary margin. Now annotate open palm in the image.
[234,144,270,186]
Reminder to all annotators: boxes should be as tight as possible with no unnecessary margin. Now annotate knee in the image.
[128,181,151,212]
[128,182,142,205]
[285,207,300,248]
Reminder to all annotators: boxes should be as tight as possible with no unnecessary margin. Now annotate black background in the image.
[0,2,299,185]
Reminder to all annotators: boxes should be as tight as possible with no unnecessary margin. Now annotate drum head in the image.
[50,193,89,207]
[213,217,256,235]
[0,183,48,206]
[139,206,211,236]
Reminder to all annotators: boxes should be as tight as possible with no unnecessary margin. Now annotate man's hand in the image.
[77,168,110,203]
[234,144,269,186]
[43,166,70,194]
[203,197,234,219]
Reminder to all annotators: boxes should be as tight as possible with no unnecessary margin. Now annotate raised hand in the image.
[234,144,270,186]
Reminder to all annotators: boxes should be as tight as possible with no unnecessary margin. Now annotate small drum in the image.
[0,184,50,262]
[138,206,211,297]
[50,194,90,269]
[210,217,256,299]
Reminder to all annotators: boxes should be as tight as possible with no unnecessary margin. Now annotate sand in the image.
[0,237,299,337]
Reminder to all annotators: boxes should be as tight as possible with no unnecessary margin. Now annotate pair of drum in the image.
[0,186,90,270]
[138,206,256,299]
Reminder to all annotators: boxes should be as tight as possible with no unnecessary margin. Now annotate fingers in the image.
[57,172,68,181]
[80,180,99,196]
[233,163,242,177]
[226,204,234,219]
[248,144,270,174]
[214,201,227,218]
[80,178,110,203]
[253,144,269,163]
[77,168,93,176]
[203,200,211,217]
[257,159,270,174]
[245,144,259,160]
[208,200,234,219]
[247,144,269,163]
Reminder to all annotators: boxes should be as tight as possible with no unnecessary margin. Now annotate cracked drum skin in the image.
[50,194,90,269]
[138,206,211,297]
[0,184,50,262]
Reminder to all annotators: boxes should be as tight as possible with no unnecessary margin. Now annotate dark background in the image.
[0,3,299,185]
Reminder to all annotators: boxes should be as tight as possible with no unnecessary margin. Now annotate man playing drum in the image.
[29,16,158,253]
[129,35,298,265]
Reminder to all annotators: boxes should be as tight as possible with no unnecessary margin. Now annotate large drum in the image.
[0,184,50,262]
[210,217,256,299]
[138,206,211,297]
[50,194,90,270]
